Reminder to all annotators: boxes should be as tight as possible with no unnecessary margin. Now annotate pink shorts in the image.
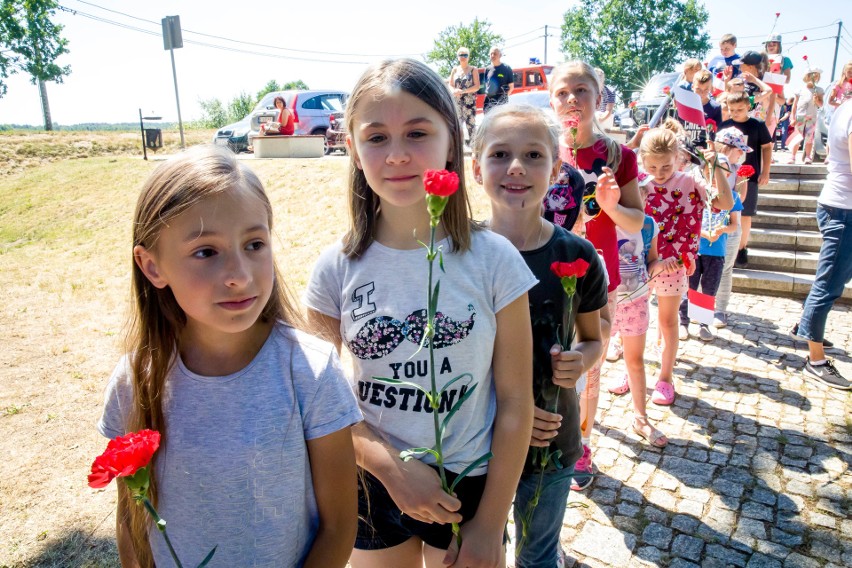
[613,293,650,337]
[653,267,688,297]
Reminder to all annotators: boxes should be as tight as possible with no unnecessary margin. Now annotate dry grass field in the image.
[0,132,487,567]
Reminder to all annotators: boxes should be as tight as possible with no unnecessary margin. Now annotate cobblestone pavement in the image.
[507,292,852,568]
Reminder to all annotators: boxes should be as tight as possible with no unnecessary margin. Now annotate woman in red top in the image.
[260,96,295,136]
[547,60,644,491]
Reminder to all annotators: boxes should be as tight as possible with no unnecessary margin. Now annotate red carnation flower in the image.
[706,119,718,133]
[775,12,780,17]
[737,165,756,178]
[680,254,692,271]
[629,101,637,108]
[803,55,808,61]
[88,430,160,489]
[551,259,590,279]
[802,36,808,41]
[423,169,459,197]
[663,86,671,95]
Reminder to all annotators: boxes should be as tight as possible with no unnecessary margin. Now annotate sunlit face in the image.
[643,152,678,184]
[275,99,284,110]
[728,101,750,122]
[135,187,274,342]
[693,81,711,101]
[490,49,501,63]
[765,41,781,54]
[473,115,560,213]
[348,89,453,212]
[457,51,470,63]
[550,70,600,127]
[720,42,736,57]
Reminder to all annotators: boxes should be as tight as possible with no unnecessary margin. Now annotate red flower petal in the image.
[737,165,756,178]
[423,169,459,197]
[88,430,160,489]
[802,36,808,41]
[803,55,808,61]
[550,259,590,279]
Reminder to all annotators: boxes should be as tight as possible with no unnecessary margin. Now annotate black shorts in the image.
[354,466,490,550]
[741,180,759,217]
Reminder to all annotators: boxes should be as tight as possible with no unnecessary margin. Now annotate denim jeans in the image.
[513,466,575,568]
[716,225,742,313]
[799,204,852,342]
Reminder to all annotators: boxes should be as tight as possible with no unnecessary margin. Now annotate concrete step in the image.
[757,177,822,195]
[732,268,852,302]
[752,210,817,231]
[743,248,820,274]
[748,227,822,252]
[769,163,828,177]
[758,192,818,210]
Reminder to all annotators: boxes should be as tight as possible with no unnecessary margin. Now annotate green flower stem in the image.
[141,497,184,568]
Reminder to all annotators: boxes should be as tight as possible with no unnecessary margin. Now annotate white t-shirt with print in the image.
[305,229,537,475]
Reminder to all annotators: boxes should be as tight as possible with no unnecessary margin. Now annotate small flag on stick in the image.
[672,87,706,126]
[687,289,716,326]
[763,72,786,97]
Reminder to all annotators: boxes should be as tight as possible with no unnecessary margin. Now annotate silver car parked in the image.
[213,89,348,154]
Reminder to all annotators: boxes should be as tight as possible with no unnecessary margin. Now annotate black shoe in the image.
[804,359,852,390]
[735,248,748,268]
[790,323,835,349]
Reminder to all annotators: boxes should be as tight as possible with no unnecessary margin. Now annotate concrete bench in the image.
[251,134,325,158]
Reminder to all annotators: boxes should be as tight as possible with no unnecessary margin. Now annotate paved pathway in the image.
[508,292,851,568]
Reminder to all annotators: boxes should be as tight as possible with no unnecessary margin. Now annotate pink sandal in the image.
[607,374,630,395]
[651,381,675,405]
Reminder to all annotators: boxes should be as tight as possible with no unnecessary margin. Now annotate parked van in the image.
[474,64,553,113]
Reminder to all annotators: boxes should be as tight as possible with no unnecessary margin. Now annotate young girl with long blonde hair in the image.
[98,145,361,568]
[305,58,535,568]
[544,59,645,491]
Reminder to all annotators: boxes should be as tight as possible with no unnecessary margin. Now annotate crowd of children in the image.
[93,36,851,568]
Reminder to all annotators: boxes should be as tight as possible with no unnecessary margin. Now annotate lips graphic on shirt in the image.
[346,305,477,360]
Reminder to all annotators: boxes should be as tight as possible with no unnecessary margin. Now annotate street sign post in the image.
[162,16,185,148]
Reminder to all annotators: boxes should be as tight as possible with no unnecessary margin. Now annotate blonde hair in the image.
[343,58,476,258]
[639,127,680,158]
[124,145,303,566]
[721,33,737,46]
[683,58,702,72]
[693,69,712,85]
[549,60,622,172]
[662,117,686,137]
[470,103,561,163]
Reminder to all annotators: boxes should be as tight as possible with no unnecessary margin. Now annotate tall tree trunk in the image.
[38,78,52,131]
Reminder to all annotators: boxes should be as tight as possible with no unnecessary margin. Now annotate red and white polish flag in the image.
[673,87,706,126]
[712,74,726,97]
[763,72,787,97]
[687,289,716,326]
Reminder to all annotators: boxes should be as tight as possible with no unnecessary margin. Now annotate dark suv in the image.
[621,72,680,138]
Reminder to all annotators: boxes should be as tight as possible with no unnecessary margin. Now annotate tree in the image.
[257,79,280,101]
[560,0,710,103]
[196,97,228,129]
[282,79,308,90]
[227,91,255,122]
[426,18,503,77]
[0,0,71,130]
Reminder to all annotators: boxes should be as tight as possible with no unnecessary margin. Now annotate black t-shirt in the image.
[719,117,772,181]
[485,63,513,100]
[521,225,608,473]
[680,99,723,148]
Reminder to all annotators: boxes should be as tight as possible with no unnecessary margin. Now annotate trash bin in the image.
[144,128,163,149]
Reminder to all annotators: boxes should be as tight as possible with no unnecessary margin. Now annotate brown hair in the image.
[693,69,712,85]
[639,127,680,158]
[273,95,287,108]
[726,91,751,106]
[342,59,476,258]
[721,33,737,46]
[124,145,303,566]
[549,60,623,172]
[683,58,702,72]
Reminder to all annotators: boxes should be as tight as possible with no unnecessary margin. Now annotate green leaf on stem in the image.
[439,249,445,273]
[439,382,478,439]
[448,452,493,493]
[371,376,432,399]
[400,447,440,461]
[429,281,441,319]
[196,547,218,567]
[438,372,474,394]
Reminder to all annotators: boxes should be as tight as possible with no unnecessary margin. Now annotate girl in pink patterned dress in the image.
[640,129,733,405]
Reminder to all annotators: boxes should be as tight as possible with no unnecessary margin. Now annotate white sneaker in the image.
[606,337,623,361]
[712,312,727,328]
[698,325,713,341]
[679,325,689,341]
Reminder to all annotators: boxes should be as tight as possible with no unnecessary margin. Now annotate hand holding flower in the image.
[550,345,584,388]
[381,458,462,525]
[530,406,562,448]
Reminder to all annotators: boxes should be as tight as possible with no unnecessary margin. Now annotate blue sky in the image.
[0,0,849,126]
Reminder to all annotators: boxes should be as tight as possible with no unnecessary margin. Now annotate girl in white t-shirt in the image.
[305,58,536,568]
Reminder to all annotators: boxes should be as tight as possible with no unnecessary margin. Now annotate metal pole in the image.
[544,25,548,65]
[139,108,148,160]
[830,21,842,83]
[169,47,185,148]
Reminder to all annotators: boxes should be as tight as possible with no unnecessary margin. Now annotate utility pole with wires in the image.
[544,25,549,64]
[831,21,843,82]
